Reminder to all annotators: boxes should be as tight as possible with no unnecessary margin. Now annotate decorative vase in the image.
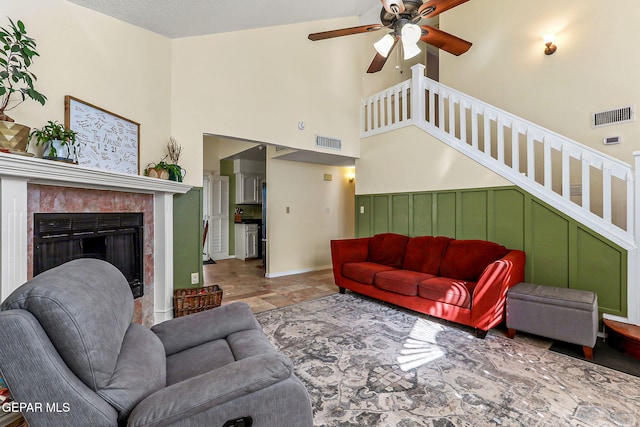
[146,167,169,180]
[42,139,74,162]
[168,165,186,182]
[0,121,30,153]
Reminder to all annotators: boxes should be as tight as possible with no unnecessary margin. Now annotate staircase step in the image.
[603,319,640,361]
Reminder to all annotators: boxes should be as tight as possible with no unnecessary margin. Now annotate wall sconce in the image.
[347,169,355,183]
[544,34,557,55]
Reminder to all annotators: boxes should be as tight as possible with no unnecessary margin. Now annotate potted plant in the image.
[144,160,170,179]
[29,120,78,163]
[166,137,185,182]
[144,138,186,181]
[0,18,47,153]
[144,158,185,181]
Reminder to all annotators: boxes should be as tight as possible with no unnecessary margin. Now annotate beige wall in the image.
[266,147,355,276]
[6,0,171,170]
[171,17,419,187]
[440,0,640,166]
[202,135,220,174]
[356,126,509,195]
[171,18,371,187]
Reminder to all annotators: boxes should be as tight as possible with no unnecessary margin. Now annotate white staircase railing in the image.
[362,64,635,251]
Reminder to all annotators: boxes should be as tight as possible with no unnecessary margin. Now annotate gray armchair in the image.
[0,259,313,426]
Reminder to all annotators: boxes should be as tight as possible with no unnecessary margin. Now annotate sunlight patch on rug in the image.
[397,318,445,371]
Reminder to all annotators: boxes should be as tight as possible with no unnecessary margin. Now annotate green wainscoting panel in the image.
[354,186,627,317]
[356,196,372,238]
[435,192,456,237]
[391,194,410,235]
[491,188,525,250]
[373,195,390,235]
[412,193,433,237]
[460,190,487,240]
[527,201,570,289]
[575,228,626,316]
[173,187,203,289]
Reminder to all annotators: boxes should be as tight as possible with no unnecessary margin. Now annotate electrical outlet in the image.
[191,272,199,285]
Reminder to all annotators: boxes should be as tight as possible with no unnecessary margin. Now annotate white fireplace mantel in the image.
[0,152,192,324]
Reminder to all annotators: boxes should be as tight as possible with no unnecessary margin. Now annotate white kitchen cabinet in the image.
[245,225,258,259]
[235,173,264,204]
[235,223,259,260]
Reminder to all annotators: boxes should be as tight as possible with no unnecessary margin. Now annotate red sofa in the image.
[330,233,525,337]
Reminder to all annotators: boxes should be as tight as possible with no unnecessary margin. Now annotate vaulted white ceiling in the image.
[66,0,381,39]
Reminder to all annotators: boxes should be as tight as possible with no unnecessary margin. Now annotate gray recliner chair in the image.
[0,258,313,426]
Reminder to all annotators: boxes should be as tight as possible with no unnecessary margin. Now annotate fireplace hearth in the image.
[33,212,144,298]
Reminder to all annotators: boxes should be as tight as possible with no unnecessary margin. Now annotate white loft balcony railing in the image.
[362,64,636,251]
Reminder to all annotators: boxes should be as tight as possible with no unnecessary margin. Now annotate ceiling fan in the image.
[308,0,472,73]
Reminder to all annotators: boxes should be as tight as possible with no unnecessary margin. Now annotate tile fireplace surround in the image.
[0,152,192,326]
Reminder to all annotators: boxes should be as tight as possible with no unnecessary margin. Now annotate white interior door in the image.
[209,175,229,260]
[202,175,211,260]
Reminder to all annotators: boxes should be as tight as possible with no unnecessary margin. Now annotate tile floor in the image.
[204,258,338,313]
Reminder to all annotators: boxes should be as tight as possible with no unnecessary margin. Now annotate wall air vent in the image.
[315,135,342,150]
[592,105,634,128]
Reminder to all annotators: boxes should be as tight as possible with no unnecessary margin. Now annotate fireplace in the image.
[33,212,144,298]
[1,152,192,326]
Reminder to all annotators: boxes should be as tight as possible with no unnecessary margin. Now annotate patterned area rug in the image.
[256,292,640,427]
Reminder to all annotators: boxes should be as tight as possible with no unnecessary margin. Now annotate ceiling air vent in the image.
[592,105,634,128]
[316,135,342,150]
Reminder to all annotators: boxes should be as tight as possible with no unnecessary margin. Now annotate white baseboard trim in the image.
[265,264,332,279]
[603,313,631,324]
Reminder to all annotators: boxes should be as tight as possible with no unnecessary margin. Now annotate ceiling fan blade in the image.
[308,24,382,41]
[420,25,472,56]
[367,37,399,73]
[418,0,470,19]
[381,0,405,14]
[367,53,390,74]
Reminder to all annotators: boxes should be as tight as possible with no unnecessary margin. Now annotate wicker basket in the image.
[173,285,223,318]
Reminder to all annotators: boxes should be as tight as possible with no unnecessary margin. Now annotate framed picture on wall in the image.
[64,96,140,174]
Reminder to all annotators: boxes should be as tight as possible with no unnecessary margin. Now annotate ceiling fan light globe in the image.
[401,23,422,44]
[374,34,395,57]
[403,42,422,60]
[381,0,405,14]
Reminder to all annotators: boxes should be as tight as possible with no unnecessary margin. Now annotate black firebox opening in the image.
[33,212,144,298]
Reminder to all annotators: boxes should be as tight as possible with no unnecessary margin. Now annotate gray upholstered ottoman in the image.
[506,282,599,359]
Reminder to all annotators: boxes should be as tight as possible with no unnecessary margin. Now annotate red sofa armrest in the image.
[470,250,526,330]
[330,237,371,287]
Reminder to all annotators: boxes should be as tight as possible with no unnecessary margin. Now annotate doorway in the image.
[203,174,230,261]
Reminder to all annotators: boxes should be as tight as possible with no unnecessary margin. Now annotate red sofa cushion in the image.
[439,240,508,281]
[374,270,437,296]
[417,277,478,309]
[367,233,410,268]
[402,236,452,274]
[343,262,397,285]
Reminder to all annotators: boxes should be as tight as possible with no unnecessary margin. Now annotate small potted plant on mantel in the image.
[144,137,186,181]
[29,120,79,163]
[0,18,47,153]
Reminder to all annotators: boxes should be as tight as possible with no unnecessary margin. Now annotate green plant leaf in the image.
[0,17,45,113]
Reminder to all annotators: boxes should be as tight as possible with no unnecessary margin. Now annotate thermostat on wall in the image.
[603,136,621,145]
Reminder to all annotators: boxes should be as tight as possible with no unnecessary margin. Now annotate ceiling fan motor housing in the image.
[380,0,423,26]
